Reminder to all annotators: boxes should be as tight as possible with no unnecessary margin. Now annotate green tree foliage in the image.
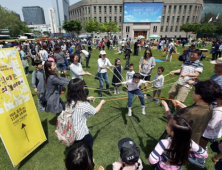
[83,18,100,33]
[180,23,191,37]
[0,5,31,37]
[99,21,119,33]
[62,20,82,35]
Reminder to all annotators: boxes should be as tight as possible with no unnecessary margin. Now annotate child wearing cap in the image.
[112,138,143,170]
[115,73,148,116]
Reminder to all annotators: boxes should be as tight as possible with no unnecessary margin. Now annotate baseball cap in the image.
[210,58,222,65]
[100,50,106,55]
[118,138,140,165]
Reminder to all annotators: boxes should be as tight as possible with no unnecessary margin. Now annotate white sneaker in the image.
[128,108,132,116]
[142,107,146,115]
[117,90,119,94]
[114,90,116,95]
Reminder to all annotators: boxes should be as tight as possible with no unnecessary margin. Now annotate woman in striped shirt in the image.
[149,116,208,170]
[66,78,106,147]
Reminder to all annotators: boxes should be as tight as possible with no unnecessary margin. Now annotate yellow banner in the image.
[0,48,46,167]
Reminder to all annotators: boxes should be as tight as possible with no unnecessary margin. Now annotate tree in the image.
[0,5,31,37]
[98,21,120,36]
[180,23,191,37]
[84,18,100,33]
[62,20,82,35]
[201,13,222,24]
[198,23,216,34]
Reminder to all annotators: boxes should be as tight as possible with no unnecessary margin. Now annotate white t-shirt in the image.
[152,74,164,88]
[39,50,48,61]
[122,79,147,91]
[126,70,135,80]
[97,58,112,73]
[81,50,89,57]
[70,63,84,80]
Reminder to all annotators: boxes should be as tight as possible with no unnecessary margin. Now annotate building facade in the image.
[52,0,70,28]
[69,0,203,39]
[22,6,46,25]
[202,0,222,19]
[49,7,59,33]
[27,24,52,33]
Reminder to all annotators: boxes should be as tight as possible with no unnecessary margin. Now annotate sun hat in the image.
[210,58,222,65]
[118,138,140,165]
[100,50,106,55]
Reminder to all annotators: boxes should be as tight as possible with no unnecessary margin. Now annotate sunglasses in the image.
[146,52,150,54]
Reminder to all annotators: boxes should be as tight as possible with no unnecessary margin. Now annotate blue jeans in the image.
[128,89,145,107]
[25,67,29,75]
[74,132,94,148]
[98,72,109,95]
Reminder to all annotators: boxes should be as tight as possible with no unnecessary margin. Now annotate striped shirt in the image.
[177,60,203,88]
[67,101,97,140]
[149,137,208,170]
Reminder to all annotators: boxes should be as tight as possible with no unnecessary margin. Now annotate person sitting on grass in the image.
[149,116,208,170]
[115,73,149,116]
[161,80,221,146]
[65,142,105,170]
[112,138,143,170]
[150,67,165,104]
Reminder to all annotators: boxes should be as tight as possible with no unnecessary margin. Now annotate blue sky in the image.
[124,3,163,23]
[1,0,80,24]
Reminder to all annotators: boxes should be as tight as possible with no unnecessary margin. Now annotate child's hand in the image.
[170,71,174,75]
[34,88,38,93]
[212,156,219,164]
[100,100,106,105]
[98,166,105,170]
[87,96,95,102]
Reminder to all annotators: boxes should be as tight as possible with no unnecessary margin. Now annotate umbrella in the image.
[149,34,160,39]
[137,35,145,39]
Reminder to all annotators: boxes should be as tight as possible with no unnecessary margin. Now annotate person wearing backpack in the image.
[32,60,45,111]
[66,78,106,147]
[165,39,175,62]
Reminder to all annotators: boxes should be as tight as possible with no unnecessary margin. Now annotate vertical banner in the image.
[0,48,46,167]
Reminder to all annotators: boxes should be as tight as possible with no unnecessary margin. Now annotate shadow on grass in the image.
[111,106,129,125]
[49,113,60,126]
[18,119,48,169]
[186,163,207,170]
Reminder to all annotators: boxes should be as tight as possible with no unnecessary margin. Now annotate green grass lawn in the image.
[0,44,218,170]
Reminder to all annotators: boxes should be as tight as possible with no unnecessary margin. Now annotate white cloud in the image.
[158,16,161,19]
[140,19,150,22]
[155,20,161,22]
[124,15,136,22]
[124,11,128,14]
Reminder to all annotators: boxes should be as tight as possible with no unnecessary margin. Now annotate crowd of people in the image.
[1,36,222,170]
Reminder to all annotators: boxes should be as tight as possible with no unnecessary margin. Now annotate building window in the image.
[183,5,187,14]
[165,26,168,32]
[182,16,185,23]
[168,5,171,13]
[94,6,96,14]
[104,6,107,13]
[99,6,101,14]
[109,6,112,13]
[175,26,178,32]
[120,6,122,13]
[126,26,130,33]
[170,26,173,32]
[186,16,190,23]
[109,16,112,22]
[177,16,180,22]
[104,17,106,22]
[163,5,166,13]
[172,16,175,23]
[115,6,117,13]
[99,17,101,22]
[160,26,163,32]
[193,16,195,22]
[173,6,176,13]
[162,16,165,23]
[114,16,117,22]
[167,16,170,23]
[94,17,96,20]
[195,6,197,12]
[178,5,182,13]
[189,5,192,13]
[88,7,90,14]
[119,16,122,22]
[153,26,157,32]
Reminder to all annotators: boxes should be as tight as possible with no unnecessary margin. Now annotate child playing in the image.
[112,138,143,170]
[151,67,165,104]
[126,64,135,81]
[112,58,122,95]
[200,90,222,149]
[149,116,208,170]
[32,60,45,111]
[116,73,149,116]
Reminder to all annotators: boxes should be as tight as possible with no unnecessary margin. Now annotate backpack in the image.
[55,106,77,147]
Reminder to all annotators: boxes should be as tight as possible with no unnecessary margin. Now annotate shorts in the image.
[57,63,66,71]
[140,75,151,81]
[168,84,190,102]
[153,87,161,95]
